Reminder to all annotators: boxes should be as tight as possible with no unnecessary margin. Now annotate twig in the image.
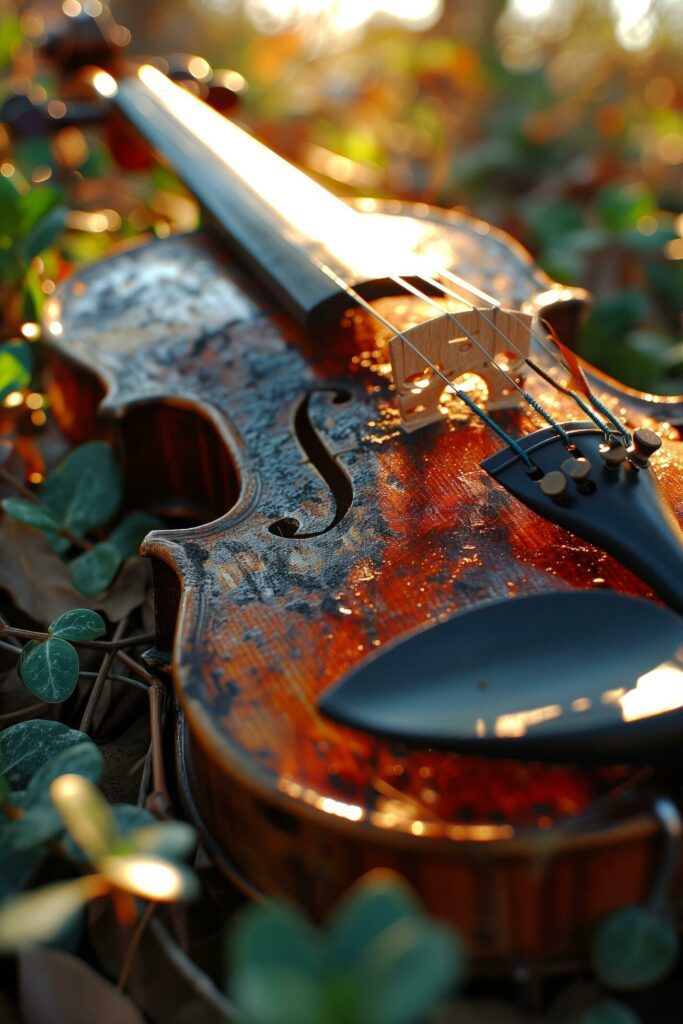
[0,638,23,653]
[118,901,156,992]
[79,670,148,692]
[1,626,154,651]
[149,918,241,1022]
[146,682,170,818]
[115,649,159,687]
[79,618,129,735]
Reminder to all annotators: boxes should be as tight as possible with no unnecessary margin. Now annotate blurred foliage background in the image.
[113,0,683,392]
[0,0,681,397]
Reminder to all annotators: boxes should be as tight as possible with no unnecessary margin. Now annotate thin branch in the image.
[1,626,154,651]
[118,901,156,992]
[149,918,241,1022]
[79,670,148,692]
[79,617,129,735]
[115,649,159,687]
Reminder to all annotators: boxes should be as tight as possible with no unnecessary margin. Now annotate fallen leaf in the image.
[0,515,151,625]
[19,947,145,1024]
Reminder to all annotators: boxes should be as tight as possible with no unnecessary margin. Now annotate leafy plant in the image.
[591,905,679,991]
[8,608,106,703]
[0,772,198,951]
[0,719,103,897]
[229,871,463,1024]
[2,442,162,595]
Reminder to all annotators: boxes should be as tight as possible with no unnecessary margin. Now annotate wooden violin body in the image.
[44,196,683,971]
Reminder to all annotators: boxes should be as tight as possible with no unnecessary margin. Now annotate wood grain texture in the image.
[43,202,683,967]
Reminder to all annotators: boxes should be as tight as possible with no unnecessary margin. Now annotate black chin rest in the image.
[318,591,683,763]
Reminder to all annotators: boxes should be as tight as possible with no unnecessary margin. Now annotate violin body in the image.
[44,196,683,970]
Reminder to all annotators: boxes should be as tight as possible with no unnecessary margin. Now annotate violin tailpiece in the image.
[388,307,532,432]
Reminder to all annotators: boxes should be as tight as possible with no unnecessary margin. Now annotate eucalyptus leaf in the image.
[49,609,106,642]
[0,719,91,790]
[591,907,679,991]
[98,853,200,902]
[2,498,61,533]
[49,773,116,863]
[24,742,103,807]
[0,877,102,951]
[109,511,163,559]
[329,873,420,968]
[0,830,45,899]
[19,637,80,703]
[580,1000,640,1024]
[40,441,122,536]
[125,820,197,861]
[359,915,461,1024]
[69,542,122,596]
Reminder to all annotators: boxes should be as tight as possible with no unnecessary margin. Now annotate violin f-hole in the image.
[268,388,354,539]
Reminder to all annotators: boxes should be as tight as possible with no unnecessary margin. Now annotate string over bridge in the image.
[389,307,533,431]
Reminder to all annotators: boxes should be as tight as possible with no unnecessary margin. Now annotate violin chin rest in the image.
[318,591,683,763]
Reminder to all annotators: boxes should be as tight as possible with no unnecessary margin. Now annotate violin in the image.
[40,61,683,972]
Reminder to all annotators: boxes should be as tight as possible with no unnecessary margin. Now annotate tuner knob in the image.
[561,456,591,486]
[539,470,568,500]
[630,427,662,467]
[600,444,627,471]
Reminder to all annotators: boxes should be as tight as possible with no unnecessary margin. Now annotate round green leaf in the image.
[24,742,103,806]
[0,876,103,952]
[591,907,679,991]
[125,820,197,861]
[580,1000,640,1024]
[50,774,115,863]
[360,916,462,1024]
[49,609,106,642]
[69,542,122,596]
[19,637,80,703]
[0,830,45,898]
[1,498,60,532]
[0,720,91,791]
[109,512,163,559]
[329,873,421,968]
[40,441,122,535]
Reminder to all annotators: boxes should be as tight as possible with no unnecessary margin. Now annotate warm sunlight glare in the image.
[101,855,186,900]
[619,661,683,722]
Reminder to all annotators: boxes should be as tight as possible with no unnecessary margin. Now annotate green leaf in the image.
[0,340,32,402]
[125,820,197,861]
[69,541,122,596]
[109,511,163,558]
[0,877,103,952]
[19,637,80,703]
[17,205,67,264]
[598,184,656,235]
[580,1000,641,1024]
[360,915,462,1024]
[0,834,45,899]
[0,720,91,791]
[2,498,61,532]
[24,742,103,806]
[18,185,62,236]
[49,609,106,642]
[591,907,679,991]
[232,902,323,979]
[40,441,122,535]
[329,873,421,968]
[0,16,21,69]
[50,773,115,863]
[99,853,200,902]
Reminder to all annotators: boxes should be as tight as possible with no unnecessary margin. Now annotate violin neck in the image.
[115,65,408,326]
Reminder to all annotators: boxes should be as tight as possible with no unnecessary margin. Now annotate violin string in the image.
[437,267,631,443]
[316,261,535,467]
[389,273,573,448]
[427,272,613,437]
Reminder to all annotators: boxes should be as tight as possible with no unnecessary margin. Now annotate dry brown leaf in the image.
[0,515,151,626]
[19,948,145,1024]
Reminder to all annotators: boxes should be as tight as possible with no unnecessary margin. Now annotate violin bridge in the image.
[388,307,533,432]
